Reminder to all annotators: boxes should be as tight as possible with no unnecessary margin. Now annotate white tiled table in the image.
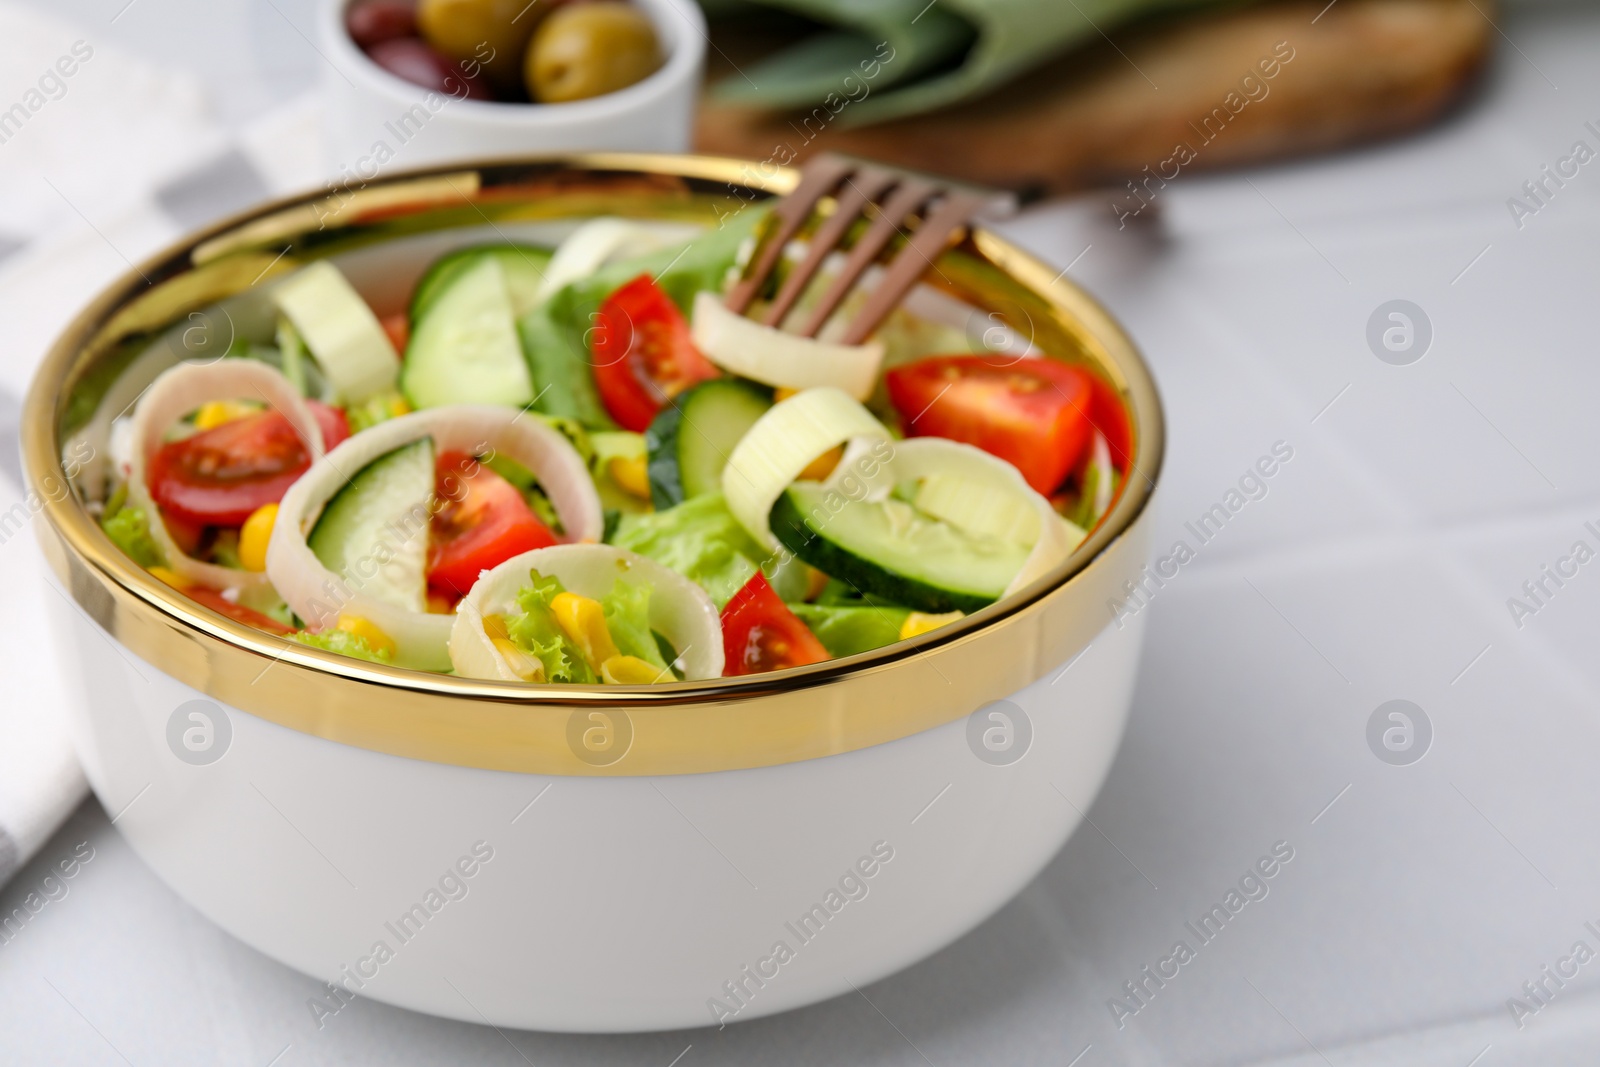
[3,2,1600,1064]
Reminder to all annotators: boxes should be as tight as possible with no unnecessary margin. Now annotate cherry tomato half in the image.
[885,355,1101,496]
[148,401,349,528]
[379,311,410,354]
[590,274,720,432]
[720,571,829,676]
[426,451,557,599]
[1086,371,1133,474]
[185,587,296,636]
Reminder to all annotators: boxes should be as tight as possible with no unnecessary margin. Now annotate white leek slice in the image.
[831,436,1083,597]
[535,218,701,303]
[272,261,397,404]
[721,387,891,551]
[126,360,325,595]
[914,472,1044,546]
[450,544,724,682]
[1087,431,1115,524]
[266,405,601,670]
[691,292,886,401]
[108,414,135,477]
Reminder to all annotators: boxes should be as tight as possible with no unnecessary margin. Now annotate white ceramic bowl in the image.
[25,156,1164,1032]
[318,0,706,172]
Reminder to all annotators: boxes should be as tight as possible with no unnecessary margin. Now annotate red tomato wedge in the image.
[379,311,410,354]
[720,572,830,676]
[885,355,1104,496]
[162,512,205,556]
[1086,372,1133,474]
[589,274,720,431]
[426,451,557,599]
[148,401,349,528]
[185,587,296,636]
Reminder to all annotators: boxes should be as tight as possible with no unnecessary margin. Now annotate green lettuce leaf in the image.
[293,629,393,663]
[101,505,164,569]
[588,431,652,516]
[346,391,409,433]
[600,578,668,669]
[610,492,808,607]
[518,294,616,429]
[504,570,596,684]
[790,603,910,658]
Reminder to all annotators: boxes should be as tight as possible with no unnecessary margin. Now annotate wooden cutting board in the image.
[694,0,1494,197]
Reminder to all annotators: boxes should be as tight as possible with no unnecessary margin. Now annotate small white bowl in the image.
[318,0,706,171]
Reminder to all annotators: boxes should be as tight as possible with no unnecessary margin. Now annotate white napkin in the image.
[0,447,86,886]
[0,1,310,886]
[0,3,211,242]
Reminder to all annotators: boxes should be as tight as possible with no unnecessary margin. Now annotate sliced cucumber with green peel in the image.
[645,378,772,509]
[401,256,535,409]
[409,244,554,322]
[308,438,436,613]
[770,483,1030,614]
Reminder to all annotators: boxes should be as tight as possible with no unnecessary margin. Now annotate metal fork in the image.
[724,153,1017,345]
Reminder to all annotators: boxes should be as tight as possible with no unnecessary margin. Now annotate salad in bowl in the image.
[89,210,1132,685]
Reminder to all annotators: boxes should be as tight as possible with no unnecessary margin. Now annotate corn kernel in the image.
[804,566,829,602]
[336,614,396,658]
[774,386,800,402]
[607,454,651,499]
[148,566,190,589]
[550,591,618,668]
[798,445,844,482]
[387,395,412,418]
[493,637,545,683]
[899,610,963,641]
[238,503,278,572]
[601,654,666,685]
[194,400,256,431]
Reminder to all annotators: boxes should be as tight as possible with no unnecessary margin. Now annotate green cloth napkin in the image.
[704,0,1228,126]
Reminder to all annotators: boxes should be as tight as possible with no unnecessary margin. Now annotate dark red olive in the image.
[346,1,418,49]
[366,37,495,100]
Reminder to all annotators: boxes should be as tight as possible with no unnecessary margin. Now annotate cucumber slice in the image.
[645,378,772,510]
[410,244,554,322]
[770,483,1031,614]
[308,438,437,613]
[401,256,536,409]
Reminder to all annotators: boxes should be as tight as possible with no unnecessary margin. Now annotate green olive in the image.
[416,0,540,95]
[526,2,661,104]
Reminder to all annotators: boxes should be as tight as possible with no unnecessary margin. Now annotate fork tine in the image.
[723,154,855,316]
[760,169,897,329]
[795,178,936,340]
[839,191,986,345]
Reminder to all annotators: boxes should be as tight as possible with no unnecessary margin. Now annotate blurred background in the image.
[4,0,1600,1064]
